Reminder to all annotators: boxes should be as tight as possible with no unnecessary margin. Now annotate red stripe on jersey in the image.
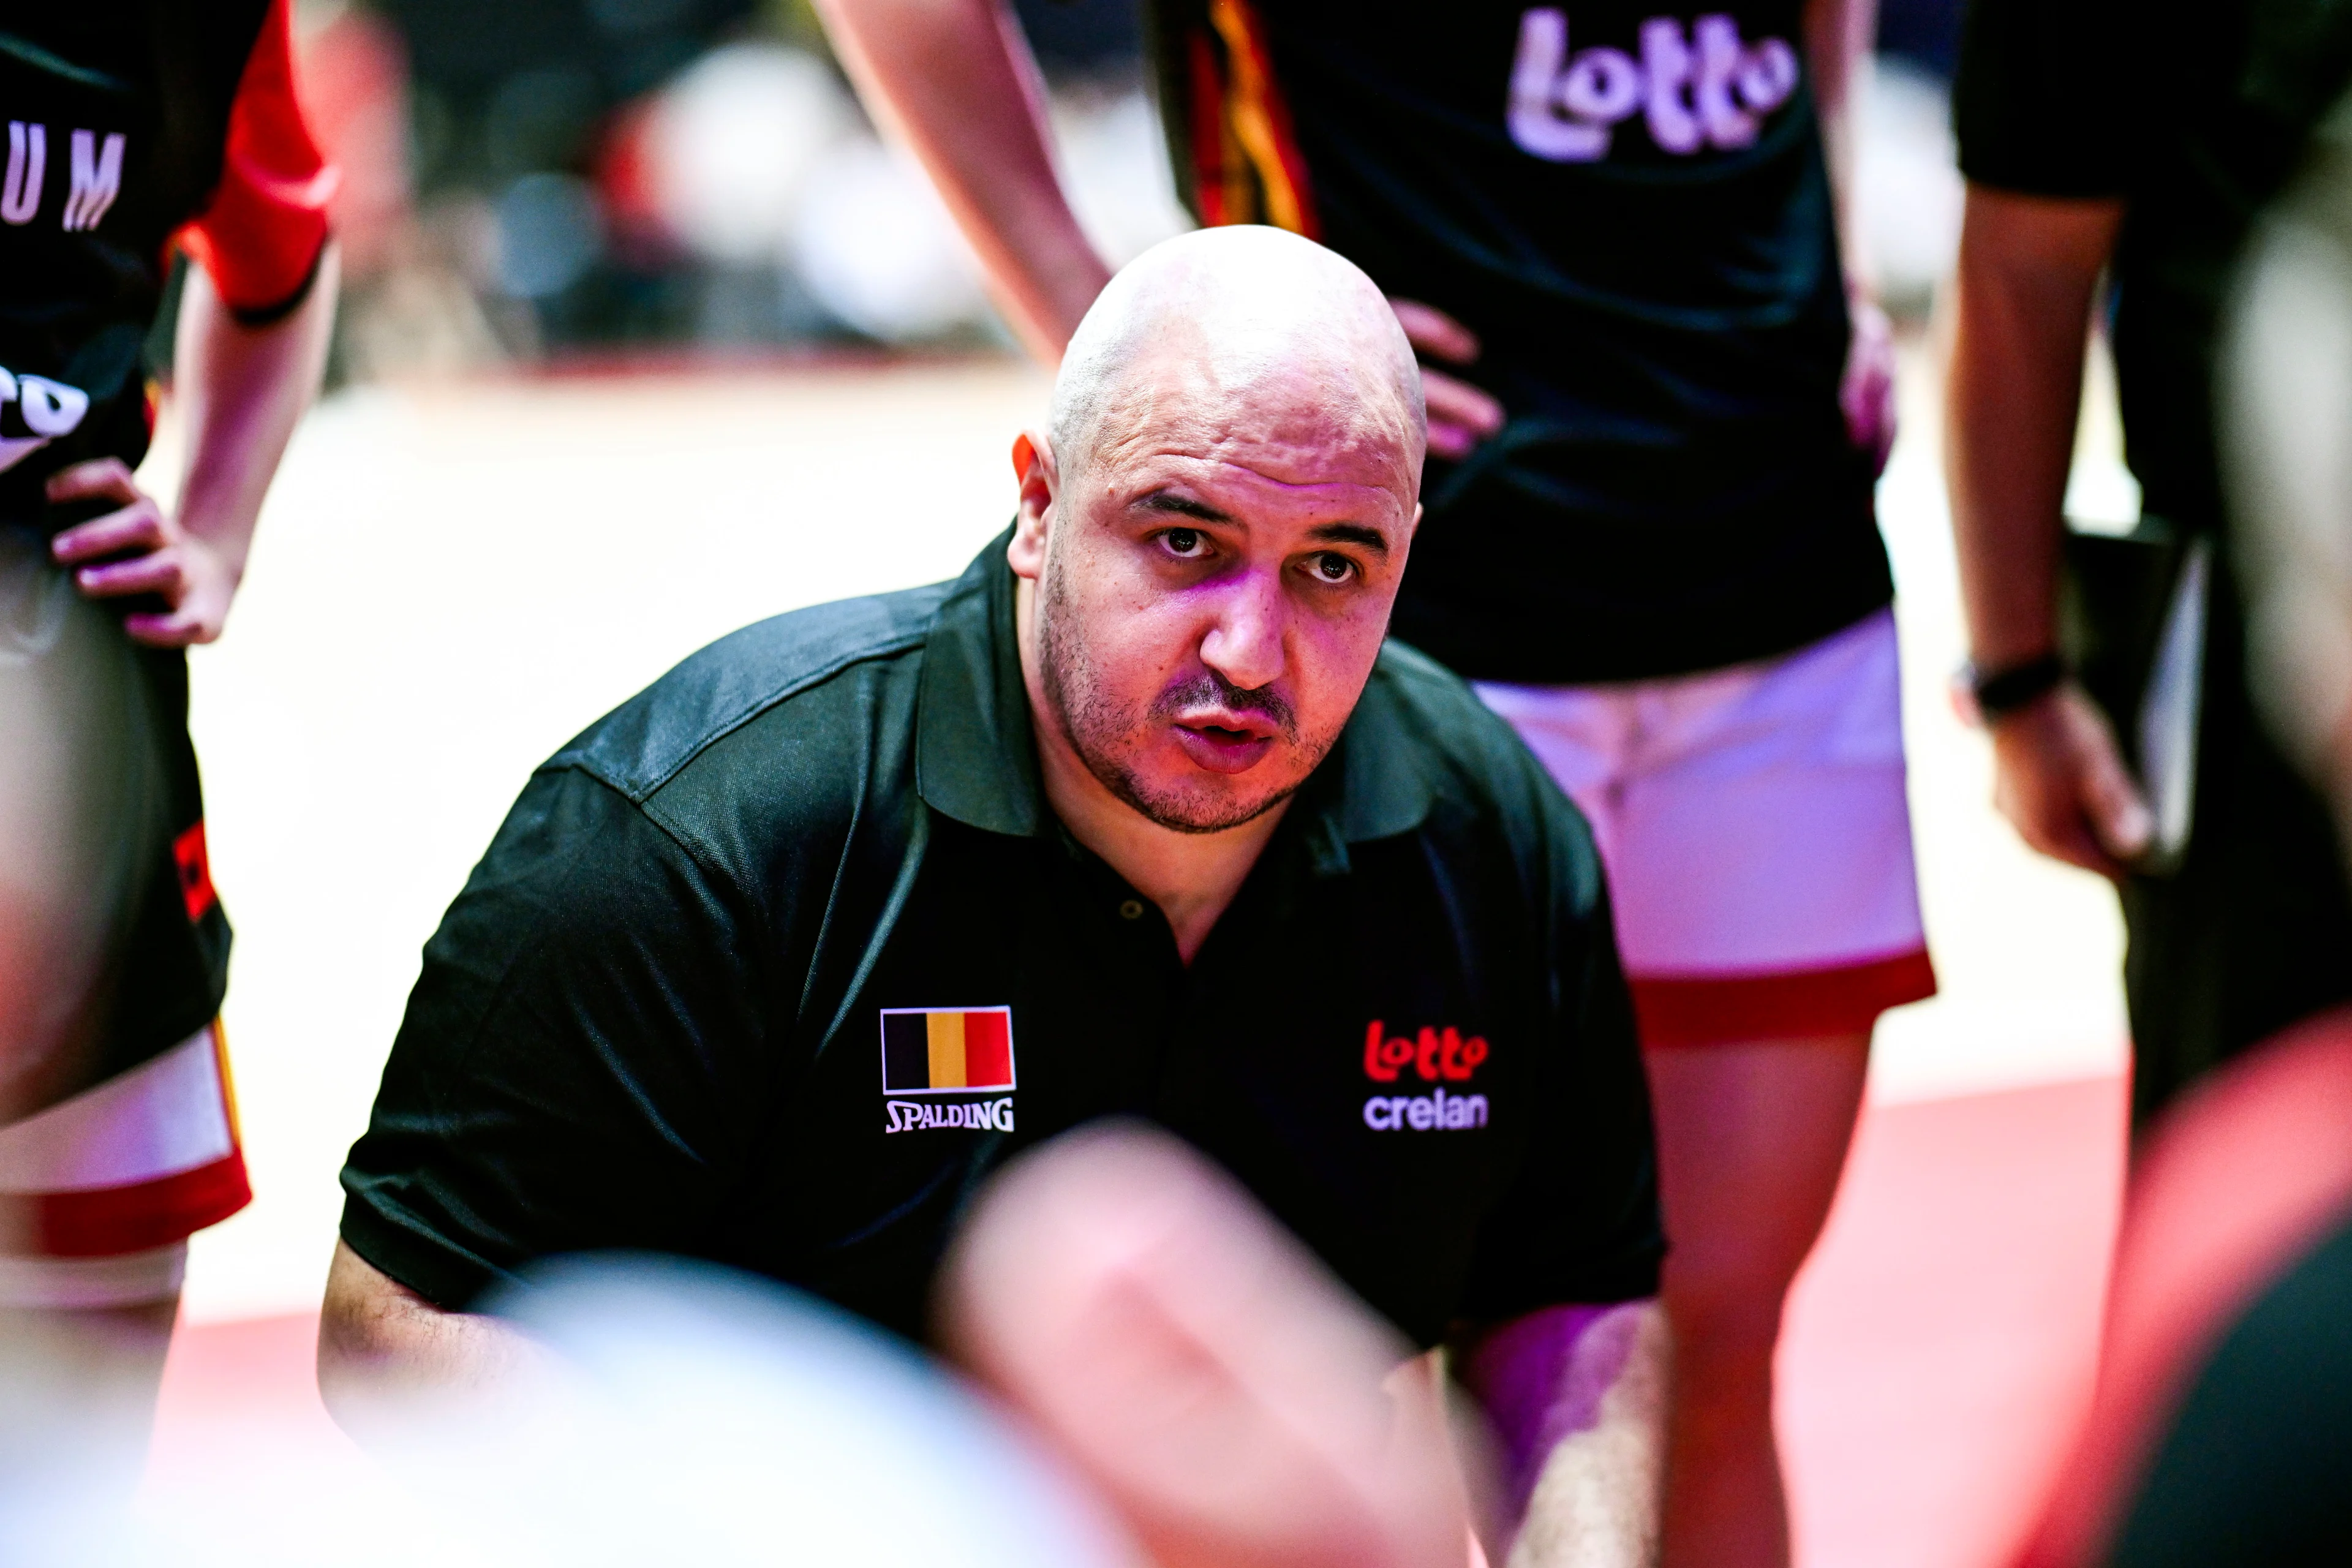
[1629,946,1937,1048]
[23,1152,252,1259]
[962,1010,1013,1088]
[173,821,219,922]
[1187,31,1237,227]
[176,0,339,316]
[1215,0,1319,238]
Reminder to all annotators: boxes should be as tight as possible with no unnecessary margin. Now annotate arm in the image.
[1801,0,1894,469]
[811,0,1109,363]
[1945,185,2153,875]
[1457,1302,1670,1568]
[318,1238,544,1438]
[47,243,339,646]
[815,0,1504,458]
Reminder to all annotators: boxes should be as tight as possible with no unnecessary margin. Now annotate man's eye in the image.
[1163,528,1207,557]
[1309,552,1355,583]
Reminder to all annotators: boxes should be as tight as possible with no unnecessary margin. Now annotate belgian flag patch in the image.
[880,1007,1016,1095]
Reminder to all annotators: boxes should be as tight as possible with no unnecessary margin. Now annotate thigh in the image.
[1611,610,1934,1045]
[0,535,167,1118]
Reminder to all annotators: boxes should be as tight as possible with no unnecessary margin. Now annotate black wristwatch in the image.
[1957,652,2068,726]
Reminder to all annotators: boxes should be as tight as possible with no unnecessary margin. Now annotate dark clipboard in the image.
[2059,515,2212,878]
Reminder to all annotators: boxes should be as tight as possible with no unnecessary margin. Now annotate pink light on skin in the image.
[1458,1303,1650,1537]
[1017,424,1418,833]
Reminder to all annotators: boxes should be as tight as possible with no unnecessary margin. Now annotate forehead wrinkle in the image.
[1088,352,1416,491]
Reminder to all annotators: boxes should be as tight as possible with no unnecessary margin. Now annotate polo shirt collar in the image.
[913,532,1438,853]
[916,529,1046,837]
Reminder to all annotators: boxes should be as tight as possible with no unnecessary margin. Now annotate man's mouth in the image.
[1168,714,1280,775]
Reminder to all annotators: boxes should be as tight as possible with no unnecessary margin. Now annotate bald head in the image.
[1049,227,1425,489]
[1005,227,1427,842]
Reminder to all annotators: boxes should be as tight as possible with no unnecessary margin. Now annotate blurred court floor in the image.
[145,337,2136,1566]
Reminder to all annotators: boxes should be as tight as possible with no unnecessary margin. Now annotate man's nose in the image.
[1199,567,1287,693]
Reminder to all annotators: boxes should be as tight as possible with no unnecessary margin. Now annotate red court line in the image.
[147,1076,2129,1563]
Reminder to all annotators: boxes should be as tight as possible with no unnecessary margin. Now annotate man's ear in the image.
[1008,430,1057,582]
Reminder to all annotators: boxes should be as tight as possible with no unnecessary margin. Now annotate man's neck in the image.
[1017,579,1287,965]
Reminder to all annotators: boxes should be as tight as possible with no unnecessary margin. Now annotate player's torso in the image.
[0,4,268,517]
[1156,0,1828,323]
[1150,0,1880,684]
[733,808,1547,1346]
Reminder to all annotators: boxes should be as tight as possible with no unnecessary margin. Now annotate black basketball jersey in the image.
[1147,0,1890,682]
[0,0,330,1109]
[1,0,331,527]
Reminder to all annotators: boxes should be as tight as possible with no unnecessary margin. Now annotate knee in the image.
[1660,1268,1792,1377]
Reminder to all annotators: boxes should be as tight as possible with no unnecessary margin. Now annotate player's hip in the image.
[1477,606,1935,1047]
[0,1021,249,1306]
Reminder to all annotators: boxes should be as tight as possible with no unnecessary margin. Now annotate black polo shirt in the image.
[339,535,1663,1348]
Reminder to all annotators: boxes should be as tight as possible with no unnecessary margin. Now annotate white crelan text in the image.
[1362,1088,1490,1133]
[885,1096,1014,1134]
[1508,9,1800,164]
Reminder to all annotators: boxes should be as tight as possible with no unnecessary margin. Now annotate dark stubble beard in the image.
[1036,552,1336,834]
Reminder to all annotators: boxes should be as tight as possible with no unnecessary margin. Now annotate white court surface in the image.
[154,344,2130,1324]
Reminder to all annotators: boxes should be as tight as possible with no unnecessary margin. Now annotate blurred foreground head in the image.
[18,1134,1474,1568]
[1011,226,1427,835]
[13,1257,1137,1568]
[2228,107,2352,834]
[939,1123,1475,1568]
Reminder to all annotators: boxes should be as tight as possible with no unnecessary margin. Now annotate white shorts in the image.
[0,1023,249,1308]
[1476,607,1935,1047]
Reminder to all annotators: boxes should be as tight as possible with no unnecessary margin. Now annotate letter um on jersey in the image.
[880,1008,1016,1095]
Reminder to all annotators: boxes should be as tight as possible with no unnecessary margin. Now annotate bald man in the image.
[322,229,1667,1566]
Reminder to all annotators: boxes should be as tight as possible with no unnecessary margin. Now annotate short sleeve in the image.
[1457,761,1664,1319]
[339,766,771,1310]
[176,0,339,320]
[1951,0,2135,200]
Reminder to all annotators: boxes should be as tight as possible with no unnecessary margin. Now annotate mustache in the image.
[1150,670,1297,737]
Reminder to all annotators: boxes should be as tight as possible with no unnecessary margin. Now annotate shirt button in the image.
[1118,899,1145,921]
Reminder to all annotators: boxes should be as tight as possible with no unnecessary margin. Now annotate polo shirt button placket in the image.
[1118,899,1145,921]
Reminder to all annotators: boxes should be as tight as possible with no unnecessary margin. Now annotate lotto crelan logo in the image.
[1362,1020,1490,1132]
[880,1006,1015,1134]
[1507,9,1800,164]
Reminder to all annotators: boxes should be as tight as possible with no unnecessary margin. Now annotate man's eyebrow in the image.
[1134,489,1234,523]
[1308,522,1390,557]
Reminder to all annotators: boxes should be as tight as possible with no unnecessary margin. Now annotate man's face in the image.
[1011,350,1421,834]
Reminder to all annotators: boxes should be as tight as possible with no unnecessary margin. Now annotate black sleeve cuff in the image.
[338,1189,516,1312]
[226,232,331,328]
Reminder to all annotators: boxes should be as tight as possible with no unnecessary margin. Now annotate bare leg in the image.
[0,1297,179,1498]
[1647,1035,1870,1568]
